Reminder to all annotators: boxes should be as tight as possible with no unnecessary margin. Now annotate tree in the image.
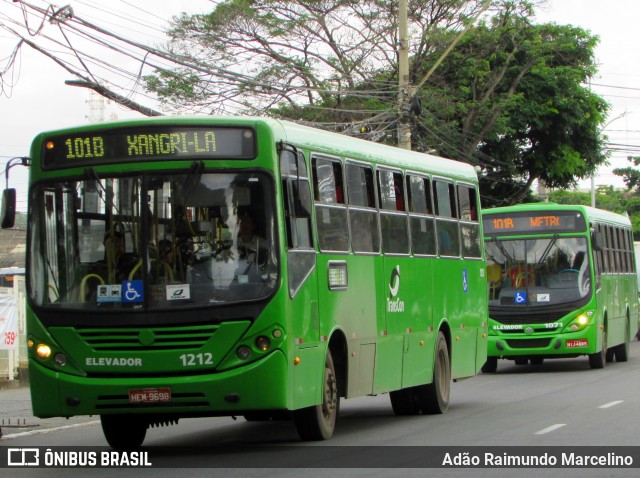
[412,14,608,206]
[145,1,607,207]
[145,1,525,117]
[550,187,640,239]
[614,156,640,192]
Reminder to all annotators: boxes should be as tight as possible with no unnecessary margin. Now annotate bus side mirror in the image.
[591,230,602,252]
[1,188,16,229]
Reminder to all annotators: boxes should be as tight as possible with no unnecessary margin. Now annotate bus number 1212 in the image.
[179,353,214,366]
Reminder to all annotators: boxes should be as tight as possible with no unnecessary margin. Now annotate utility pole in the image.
[396,0,490,151]
[397,0,411,150]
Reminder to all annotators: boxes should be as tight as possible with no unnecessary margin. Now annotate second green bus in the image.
[482,203,638,371]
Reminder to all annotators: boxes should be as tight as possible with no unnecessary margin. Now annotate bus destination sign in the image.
[482,211,586,235]
[42,126,256,168]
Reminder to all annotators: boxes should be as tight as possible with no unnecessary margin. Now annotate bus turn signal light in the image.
[256,336,271,351]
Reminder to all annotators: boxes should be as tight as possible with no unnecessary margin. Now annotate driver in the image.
[99,230,139,283]
[237,211,266,264]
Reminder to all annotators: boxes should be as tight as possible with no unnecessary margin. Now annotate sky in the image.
[2,0,640,212]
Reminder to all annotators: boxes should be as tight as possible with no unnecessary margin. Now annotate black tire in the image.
[614,320,631,363]
[100,415,147,450]
[293,349,339,441]
[589,330,606,369]
[481,357,498,373]
[514,358,528,366]
[390,387,421,415]
[605,348,615,363]
[530,357,544,366]
[416,332,450,415]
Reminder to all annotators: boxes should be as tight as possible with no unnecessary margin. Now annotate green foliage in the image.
[613,156,640,191]
[414,18,608,207]
[550,187,640,239]
[144,1,608,210]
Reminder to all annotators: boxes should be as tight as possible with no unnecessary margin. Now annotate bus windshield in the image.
[28,171,278,311]
[485,237,591,307]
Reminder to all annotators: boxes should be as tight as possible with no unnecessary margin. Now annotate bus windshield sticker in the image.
[97,284,122,303]
[166,284,190,301]
[537,293,550,302]
[122,280,144,303]
[514,291,527,304]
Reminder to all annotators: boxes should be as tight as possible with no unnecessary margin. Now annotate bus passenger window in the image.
[434,180,460,257]
[346,162,379,253]
[378,169,409,254]
[312,155,348,252]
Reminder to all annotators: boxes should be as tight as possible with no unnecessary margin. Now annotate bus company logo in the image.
[7,448,40,466]
[387,266,405,313]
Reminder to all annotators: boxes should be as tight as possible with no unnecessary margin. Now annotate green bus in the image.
[482,203,639,372]
[1,117,487,448]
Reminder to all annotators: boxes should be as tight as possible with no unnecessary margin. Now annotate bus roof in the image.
[271,118,478,182]
[32,116,478,183]
[482,202,632,227]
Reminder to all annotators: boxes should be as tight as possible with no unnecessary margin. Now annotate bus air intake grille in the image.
[505,338,551,349]
[75,325,219,351]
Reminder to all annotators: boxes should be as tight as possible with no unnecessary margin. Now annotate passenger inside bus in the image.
[151,239,176,284]
[98,230,139,283]
[237,210,267,267]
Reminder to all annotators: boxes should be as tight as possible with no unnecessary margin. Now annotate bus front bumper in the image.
[486,325,597,359]
[29,350,289,419]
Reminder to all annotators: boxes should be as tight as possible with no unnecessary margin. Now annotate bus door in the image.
[280,147,321,410]
[377,170,434,391]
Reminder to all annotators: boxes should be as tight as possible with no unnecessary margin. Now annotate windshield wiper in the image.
[535,234,559,268]
[492,237,515,264]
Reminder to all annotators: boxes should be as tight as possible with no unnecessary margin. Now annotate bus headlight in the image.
[36,344,52,359]
[569,314,590,332]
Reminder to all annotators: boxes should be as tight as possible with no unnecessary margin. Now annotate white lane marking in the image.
[599,400,624,409]
[535,423,566,435]
[0,420,100,440]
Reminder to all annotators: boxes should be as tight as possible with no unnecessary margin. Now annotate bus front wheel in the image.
[100,415,147,449]
[481,357,498,373]
[293,350,339,441]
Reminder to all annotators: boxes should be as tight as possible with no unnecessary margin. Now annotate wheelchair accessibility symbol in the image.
[514,291,527,304]
[122,280,144,303]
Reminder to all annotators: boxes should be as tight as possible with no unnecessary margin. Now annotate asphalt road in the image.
[2,341,640,477]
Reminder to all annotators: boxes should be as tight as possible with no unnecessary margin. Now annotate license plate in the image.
[566,339,588,348]
[128,388,171,404]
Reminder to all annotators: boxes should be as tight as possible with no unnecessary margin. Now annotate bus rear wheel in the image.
[416,332,450,414]
[100,415,147,449]
[614,320,631,362]
[293,350,339,441]
[390,387,420,415]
